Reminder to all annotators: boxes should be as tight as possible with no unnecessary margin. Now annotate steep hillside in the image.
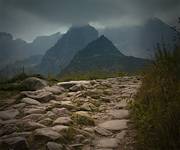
[38,25,98,75]
[62,35,150,74]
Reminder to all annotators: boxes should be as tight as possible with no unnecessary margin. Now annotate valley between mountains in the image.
[0,76,141,150]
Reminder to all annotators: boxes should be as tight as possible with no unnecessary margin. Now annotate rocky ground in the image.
[0,76,141,150]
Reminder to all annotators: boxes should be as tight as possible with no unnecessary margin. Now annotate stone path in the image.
[0,76,141,150]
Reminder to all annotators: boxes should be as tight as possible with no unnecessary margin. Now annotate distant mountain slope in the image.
[0,32,27,69]
[26,32,61,55]
[0,32,61,69]
[62,35,150,74]
[102,18,179,58]
[0,55,43,78]
[38,25,98,75]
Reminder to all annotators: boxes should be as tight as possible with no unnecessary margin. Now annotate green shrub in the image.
[132,47,180,150]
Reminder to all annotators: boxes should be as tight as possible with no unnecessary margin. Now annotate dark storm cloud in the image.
[0,0,180,41]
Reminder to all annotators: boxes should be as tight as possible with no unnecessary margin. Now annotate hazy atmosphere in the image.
[0,1,179,150]
[0,0,180,41]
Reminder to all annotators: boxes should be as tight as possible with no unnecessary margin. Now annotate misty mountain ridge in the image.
[38,24,99,75]
[0,55,43,78]
[102,17,179,58]
[0,17,178,77]
[0,32,61,69]
[61,35,150,74]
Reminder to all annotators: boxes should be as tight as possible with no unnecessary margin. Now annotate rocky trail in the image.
[0,76,141,150]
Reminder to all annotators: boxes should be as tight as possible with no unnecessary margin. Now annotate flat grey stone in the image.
[34,128,62,140]
[94,127,112,136]
[96,138,118,148]
[108,109,129,119]
[53,117,72,125]
[0,109,19,120]
[52,125,69,133]
[21,97,41,105]
[98,120,128,131]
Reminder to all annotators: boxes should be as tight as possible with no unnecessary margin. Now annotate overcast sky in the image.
[0,0,180,41]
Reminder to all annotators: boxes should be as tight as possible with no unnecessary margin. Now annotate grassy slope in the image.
[131,47,180,150]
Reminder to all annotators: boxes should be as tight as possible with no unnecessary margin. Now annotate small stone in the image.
[69,84,84,92]
[12,103,26,109]
[80,102,96,111]
[108,110,129,119]
[116,130,127,140]
[61,101,76,110]
[52,108,70,116]
[38,118,53,126]
[51,125,69,133]
[23,114,43,122]
[96,138,118,148]
[21,97,41,105]
[70,144,84,149]
[98,120,128,131]
[83,127,94,134]
[44,86,65,95]
[0,109,19,120]
[58,81,90,89]
[53,117,72,125]
[46,142,63,150]
[34,128,62,140]
[82,145,92,150]
[115,100,128,109]
[49,99,61,104]
[23,108,45,115]
[74,134,85,143]
[94,127,112,136]
[22,121,46,131]
[45,111,56,119]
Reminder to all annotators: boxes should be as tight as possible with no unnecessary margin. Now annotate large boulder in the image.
[21,90,54,102]
[21,77,48,91]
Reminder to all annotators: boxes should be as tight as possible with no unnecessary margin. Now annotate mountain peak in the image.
[97,35,114,44]
[39,24,99,74]
[84,35,121,54]
[69,24,96,31]
[72,35,124,58]
[99,35,108,40]
[145,17,165,26]
[62,34,149,74]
